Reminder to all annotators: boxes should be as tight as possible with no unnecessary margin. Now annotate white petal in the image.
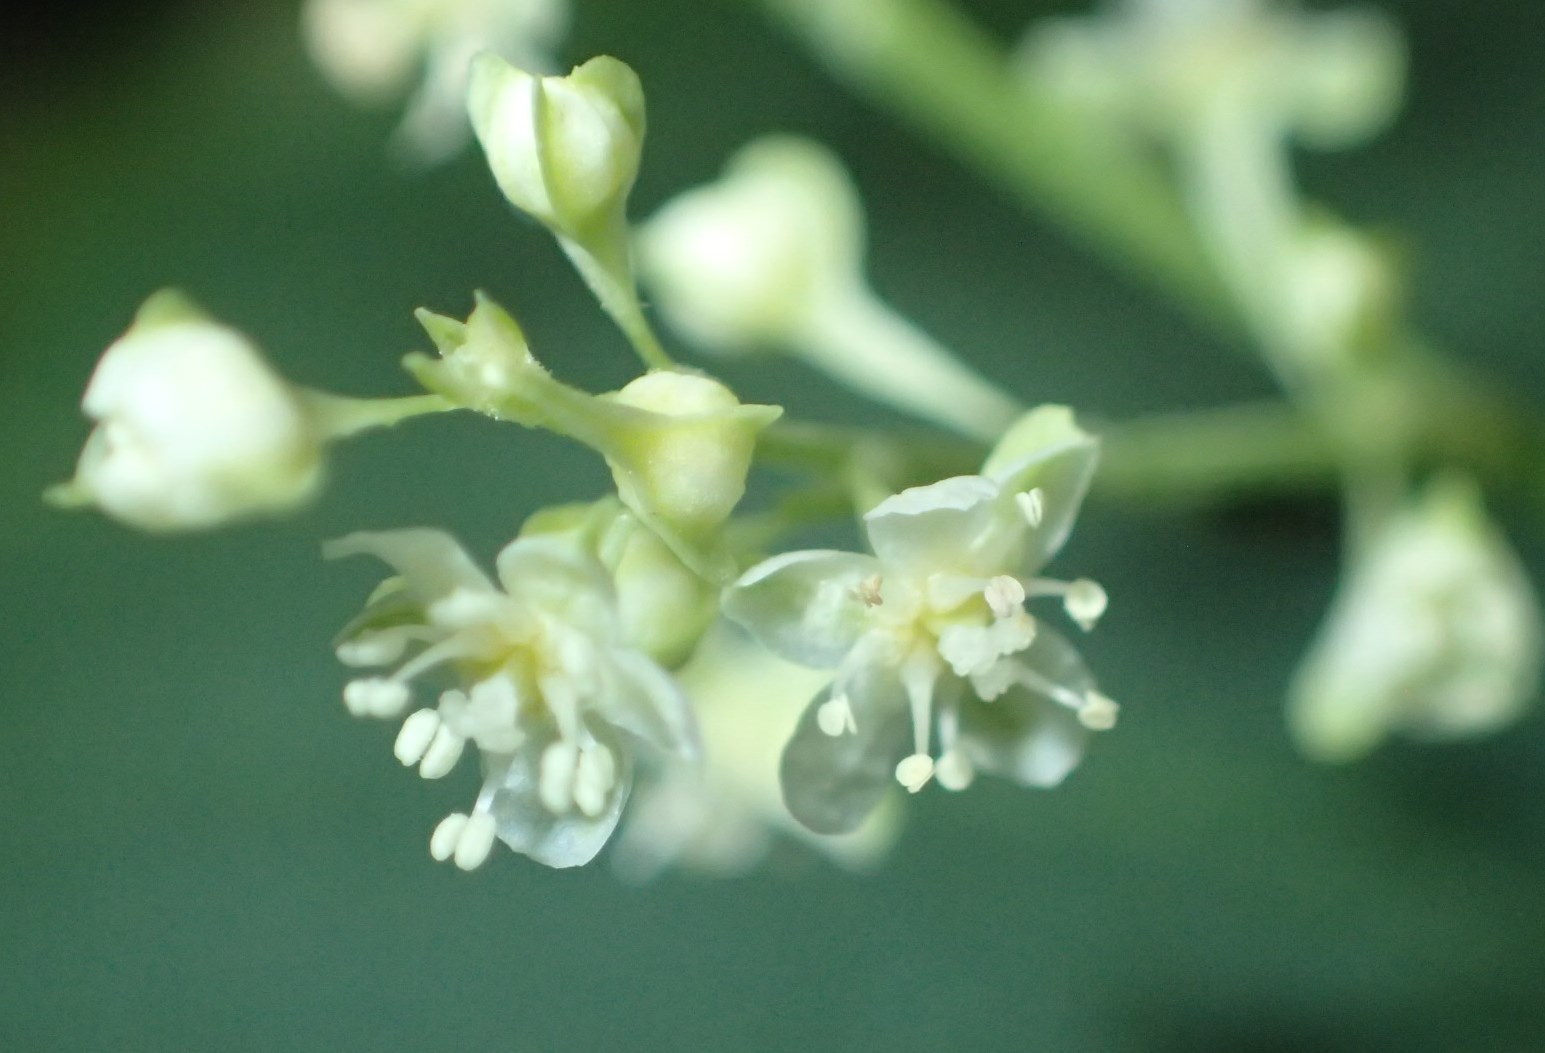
[325,529,495,602]
[722,550,880,668]
[598,649,700,759]
[779,657,910,835]
[485,728,633,868]
[980,405,1099,573]
[862,475,1005,577]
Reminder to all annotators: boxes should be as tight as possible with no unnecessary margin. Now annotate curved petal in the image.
[959,628,1094,787]
[980,406,1099,573]
[598,648,701,760]
[779,655,910,835]
[722,550,880,668]
[958,689,1088,788]
[862,475,1004,577]
[495,532,615,631]
[325,529,494,601]
[484,727,633,869]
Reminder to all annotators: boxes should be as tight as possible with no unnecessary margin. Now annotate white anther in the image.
[984,575,1027,620]
[1016,488,1045,527]
[343,677,410,718]
[394,708,441,765]
[895,753,936,793]
[430,812,468,862]
[335,633,408,668]
[573,745,616,818]
[1078,690,1120,731]
[427,587,501,628]
[418,725,466,780]
[1064,578,1108,631]
[816,695,858,736]
[934,749,976,791]
[452,813,498,871]
[538,741,579,813]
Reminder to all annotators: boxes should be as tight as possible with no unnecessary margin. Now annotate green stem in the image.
[560,231,676,372]
[303,392,458,440]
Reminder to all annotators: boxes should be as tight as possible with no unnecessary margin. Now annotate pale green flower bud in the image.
[1282,220,1399,370]
[467,52,644,242]
[49,291,324,532]
[1289,477,1543,762]
[639,136,864,350]
[411,291,539,413]
[602,371,782,541]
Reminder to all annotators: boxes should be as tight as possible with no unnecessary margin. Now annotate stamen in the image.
[429,812,467,862]
[1064,578,1109,631]
[336,633,409,668]
[394,708,442,765]
[984,575,1027,619]
[1015,665,1090,714]
[538,741,579,813]
[1078,690,1120,731]
[934,750,975,791]
[573,745,616,818]
[418,725,466,779]
[343,677,410,718]
[895,753,935,793]
[853,573,884,608]
[900,651,939,756]
[816,694,857,736]
[1016,488,1045,527]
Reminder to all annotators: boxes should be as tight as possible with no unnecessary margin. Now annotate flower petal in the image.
[779,655,910,835]
[980,405,1099,572]
[484,727,633,869]
[494,532,615,630]
[722,550,880,668]
[861,475,1004,577]
[599,648,701,759]
[325,528,494,601]
[959,628,1093,787]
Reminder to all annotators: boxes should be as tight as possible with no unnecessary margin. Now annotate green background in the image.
[4,1,1545,1049]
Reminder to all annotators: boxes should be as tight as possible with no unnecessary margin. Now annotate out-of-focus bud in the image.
[48,291,324,531]
[640,136,1021,442]
[467,52,645,244]
[1288,477,1543,762]
[639,136,864,350]
[1282,219,1401,372]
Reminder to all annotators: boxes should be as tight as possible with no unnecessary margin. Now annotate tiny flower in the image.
[639,137,1023,441]
[723,405,1116,834]
[1019,0,1405,148]
[302,0,568,162]
[1288,477,1543,762]
[613,630,901,880]
[467,52,644,244]
[48,290,324,532]
[327,523,698,868]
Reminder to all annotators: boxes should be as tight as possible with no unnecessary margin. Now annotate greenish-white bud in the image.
[639,137,864,350]
[1283,220,1399,370]
[1288,477,1543,762]
[602,371,782,540]
[467,52,644,241]
[49,291,324,532]
[411,292,538,413]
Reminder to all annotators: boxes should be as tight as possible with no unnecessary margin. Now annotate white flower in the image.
[723,406,1116,834]
[466,53,644,240]
[1020,0,1404,148]
[302,0,567,162]
[1288,477,1543,762]
[50,290,323,532]
[613,630,901,880]
[328,525,698,869]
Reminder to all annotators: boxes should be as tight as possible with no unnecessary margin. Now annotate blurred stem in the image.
[747,0,1235,328]
[304,392,457,440]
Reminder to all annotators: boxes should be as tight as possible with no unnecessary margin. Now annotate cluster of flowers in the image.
[51,48,1119,873]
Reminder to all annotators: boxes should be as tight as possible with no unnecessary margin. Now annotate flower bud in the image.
[1288,477,1543,762]
[638,136,864,350]
[467,52,644,241]
[49,291,323,531]
[601,371,782,540]
[411,292,538,413]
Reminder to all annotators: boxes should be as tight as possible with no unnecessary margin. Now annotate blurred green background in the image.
[5,1,1545,1049]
